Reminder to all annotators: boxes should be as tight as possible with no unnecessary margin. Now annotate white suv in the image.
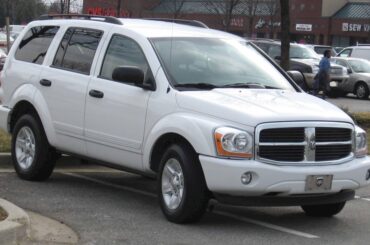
[0,15,369,223]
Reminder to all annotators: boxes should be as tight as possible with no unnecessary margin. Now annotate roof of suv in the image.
[28,18,240,40]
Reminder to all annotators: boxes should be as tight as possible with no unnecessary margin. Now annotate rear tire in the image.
[11,114,57,181]
[158,143,209,223]
[301,202,346,217]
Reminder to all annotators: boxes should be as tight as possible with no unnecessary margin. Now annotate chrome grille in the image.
[256,122,354,165]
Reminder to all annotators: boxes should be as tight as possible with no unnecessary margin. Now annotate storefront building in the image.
[83,0,370,46]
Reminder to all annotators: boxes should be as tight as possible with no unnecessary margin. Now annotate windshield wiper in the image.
[174,83,218,90]
[220,82,267,89]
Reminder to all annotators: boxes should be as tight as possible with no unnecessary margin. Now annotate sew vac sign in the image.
[342,23,370,32]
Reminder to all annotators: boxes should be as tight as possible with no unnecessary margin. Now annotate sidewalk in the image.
[0,154,79,244]
[0,198,78,244]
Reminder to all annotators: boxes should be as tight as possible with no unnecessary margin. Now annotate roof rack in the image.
[145,18,208,28]
[38,14,122,25]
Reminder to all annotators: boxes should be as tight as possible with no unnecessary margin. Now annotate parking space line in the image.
[62,172,156,198]
[64,172,320,239]
[214,211,319,239]
[355,195,370,202]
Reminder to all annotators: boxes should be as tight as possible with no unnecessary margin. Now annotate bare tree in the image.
[204,0,243,31]
[280,0,290,70]
[243,0,259,38]
[265,0,280,39]
[154,0,187,19]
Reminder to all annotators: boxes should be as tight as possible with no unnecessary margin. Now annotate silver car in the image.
[331,57,370,99]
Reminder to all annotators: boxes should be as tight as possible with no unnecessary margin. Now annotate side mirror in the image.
[347,68,352,74]
[112,66,155,91]
[287,70,306,91]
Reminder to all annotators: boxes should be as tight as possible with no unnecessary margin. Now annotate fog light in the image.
[366,169,370,181]
[241,172,253,185]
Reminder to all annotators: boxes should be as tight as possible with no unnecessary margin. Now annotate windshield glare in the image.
[348,59,370,73]
[151,38,295,91]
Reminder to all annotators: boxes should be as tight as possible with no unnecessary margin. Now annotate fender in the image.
[142,112,230,172]
[9,84,57,146]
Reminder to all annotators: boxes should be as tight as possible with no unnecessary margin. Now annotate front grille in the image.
[259,146,304,162]
[316,128,351,142]
[257,123,353,165]
[316,145,352,161]
[260,128,304,142]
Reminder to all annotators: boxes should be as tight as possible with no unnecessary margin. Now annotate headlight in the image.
[214,127,253,158]
[311,65,319,74]
[342,67,348,75]
[355,126,368,158]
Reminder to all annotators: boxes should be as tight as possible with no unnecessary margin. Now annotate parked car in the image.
[252,40,349,95]
[0,48,6,71]
[0,32,14,52]
[334,47,344,54]
[332,57,370,99]
[337,46,370,61]
[0,15,369,223]
[305,45,337,56]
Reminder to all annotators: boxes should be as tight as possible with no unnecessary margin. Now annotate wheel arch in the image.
[9,89,57,146]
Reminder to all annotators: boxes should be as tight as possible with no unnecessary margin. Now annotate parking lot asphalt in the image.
[327,94,370,113]
[1,158,370,245]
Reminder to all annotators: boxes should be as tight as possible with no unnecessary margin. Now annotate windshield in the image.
[151,37,295,91]
[348,59,370,73]
[269,45,319,59]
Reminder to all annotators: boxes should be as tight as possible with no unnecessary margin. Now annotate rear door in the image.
[38,26,105,154]
[3,25,59,104]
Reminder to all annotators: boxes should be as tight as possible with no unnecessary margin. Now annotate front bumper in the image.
[199,155,370,197]
[303,73,349,89]
[0,105,10,132]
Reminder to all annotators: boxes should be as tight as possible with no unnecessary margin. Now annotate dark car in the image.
[252,40,349,95]
[332,57,370,99]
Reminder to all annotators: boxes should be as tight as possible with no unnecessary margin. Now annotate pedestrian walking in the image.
[313,49,331,99]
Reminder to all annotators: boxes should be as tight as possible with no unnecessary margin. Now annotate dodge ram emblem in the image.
[309,136,316,151]
[316,177,324,187]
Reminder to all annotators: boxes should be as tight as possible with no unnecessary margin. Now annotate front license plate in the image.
[330,81,338,87]
[305,175,333,192]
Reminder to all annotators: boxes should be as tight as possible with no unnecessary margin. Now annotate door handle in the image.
[89,89,104,99]
[40,79,52,87]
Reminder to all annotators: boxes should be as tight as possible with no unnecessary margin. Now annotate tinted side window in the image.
[53,28,103,74]
[15,26,59,64]
[100,35,149,81]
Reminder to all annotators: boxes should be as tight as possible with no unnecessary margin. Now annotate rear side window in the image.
[53,28,103,74]
[15,26,59,64]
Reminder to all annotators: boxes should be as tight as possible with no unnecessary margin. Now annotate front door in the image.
[84,34,154,170]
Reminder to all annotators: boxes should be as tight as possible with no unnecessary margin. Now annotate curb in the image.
[0,199,30,244]
[0,153,12,165]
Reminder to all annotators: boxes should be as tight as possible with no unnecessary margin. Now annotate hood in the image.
[356,73,370,79]
[291,58,319,66]
[176,89,353,126]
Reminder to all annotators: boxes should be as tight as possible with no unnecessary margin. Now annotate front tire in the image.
[11,114,57,181]
[355,83,369,100]
[158,143,209,223]
[301,202,346,217]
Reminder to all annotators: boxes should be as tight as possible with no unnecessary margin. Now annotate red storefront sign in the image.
[87,7,130,17]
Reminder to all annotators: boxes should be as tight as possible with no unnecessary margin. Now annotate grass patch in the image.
[352,112,370,129]
[0,129,11,153]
